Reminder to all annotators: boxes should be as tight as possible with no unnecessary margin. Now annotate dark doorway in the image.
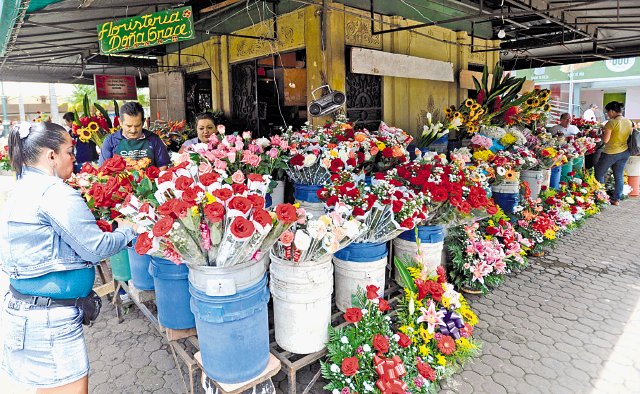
[346,47,383,131]
[185,71,212,125]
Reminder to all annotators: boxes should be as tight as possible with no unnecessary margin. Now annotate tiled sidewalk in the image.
[2,199,639,393]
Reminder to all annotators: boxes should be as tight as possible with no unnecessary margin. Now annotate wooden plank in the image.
[351,47,454,82]
[201,0,244,14]
[162,325,197,342]
[93,281,115,297]
[195,352,281,394]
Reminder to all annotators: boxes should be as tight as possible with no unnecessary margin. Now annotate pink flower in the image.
[214,159,227,171]
[227,151,237,164]
[217,125,226,134]
[249,143,261,154]
[199,162,213,175]
[416,300,445,333]
[242,131,252,139]
[268,148,279,159]
[248,155,261,167]
[231,170,245,184]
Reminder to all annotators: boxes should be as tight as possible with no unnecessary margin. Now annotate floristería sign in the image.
[97,6,194,54]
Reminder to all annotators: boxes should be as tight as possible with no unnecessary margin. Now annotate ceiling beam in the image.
[25,1,181,15]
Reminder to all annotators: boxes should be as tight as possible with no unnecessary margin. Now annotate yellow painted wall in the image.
[160,2,500,134]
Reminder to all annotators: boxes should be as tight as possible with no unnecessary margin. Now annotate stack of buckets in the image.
[128,247,155,290]
[626,156,640,197]
[549,165,562,189]
[521,170,544,199]
[269,253,333,354]
[187,254,271,384]
[333,242,387,312]
[293,183,325,219]
[491,177,520,214]
[541,168,552,189]
[393,225,445,285]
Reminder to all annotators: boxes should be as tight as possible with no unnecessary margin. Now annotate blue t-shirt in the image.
[99,129,171,167]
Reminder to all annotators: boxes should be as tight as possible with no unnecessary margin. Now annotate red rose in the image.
[230,216,255,240]
[80,162,98,175]
[400,217,414,229]
[428,281,444,302]
[366,285,380,300]
[99,155,126,175]
[247,173,263,182]
[436,266,447,283]
[134,232,153,255]
[145,166,160,179]
[199,172,220,186]
[392,199,403,213]
[247,194,266,209]
[329,158,345,173]
[153,217,174,237]
[232,183,248,195]
[158,200,177,217]
[343,308,363,324]
[352,206,366,217]
[228,196,253,214]
[340,357,359,377]
[326,195,339,207]
[430,186,448,202]
[372,334,389,354]
[252,208,273,228]
[486,226,499,235]
[175,176,194,191]
[157,171,174,184]
[378,298,390,312]
[275,204,298,223]
[382,147,393,158]
[486,201,498,215]
[96,220,112,232]
[180,187,200,205]
[397,333,411,348]
[289,154,304,167]
[172,200,193,219]
[204,202,225,223]
[212,188,233,202]
[417,359,436,381]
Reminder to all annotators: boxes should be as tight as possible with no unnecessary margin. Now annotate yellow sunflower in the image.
[464,98,474,108]
[543,103,551,112]
[526,98,535,106]
[504,169,518,181]
[471,103,481,111]
[78,128,92,143]
[87,122,99,132]
[532,98,540,107]
[444,107,452,115]
[454,111,462,118]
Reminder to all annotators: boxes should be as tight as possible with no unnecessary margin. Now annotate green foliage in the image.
[394,257,417,293]
[94,102,113,128]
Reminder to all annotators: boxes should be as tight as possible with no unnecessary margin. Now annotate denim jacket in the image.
[0,167,136,279]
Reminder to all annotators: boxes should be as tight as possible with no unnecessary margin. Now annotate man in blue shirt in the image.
[99,102,170,170]
[63,111,99,173]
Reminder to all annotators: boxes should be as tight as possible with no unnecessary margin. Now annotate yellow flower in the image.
[109,127,118,134]
[376,141,386,150]
[471,103,481,111]
[436,354,447,366]
[191,206,199,215]
[205,192,216,204]
[330,150,339,158]
[78,128,92,143]
[419,344,430,357]
[459,306,479,326]
[441,296,451,308]
[87,121,99,133]
[418,325,434,343]
[455,337,474,351]
[464,98,474,108]
[544,229,556,240]
[500,134,517,146]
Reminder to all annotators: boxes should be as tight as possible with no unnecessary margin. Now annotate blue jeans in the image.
[595,150,631,201]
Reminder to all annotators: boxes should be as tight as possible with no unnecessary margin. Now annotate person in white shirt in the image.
[549,113,581,137]
[582,104,598,122]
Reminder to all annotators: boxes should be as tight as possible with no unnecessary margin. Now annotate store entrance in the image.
[230,50,307,137]
[185,71,213,125]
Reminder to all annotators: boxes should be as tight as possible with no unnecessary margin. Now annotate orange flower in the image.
[354,133,366,143]
[392,146,404,157]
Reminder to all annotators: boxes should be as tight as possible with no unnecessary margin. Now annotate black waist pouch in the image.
[76,291,102,326]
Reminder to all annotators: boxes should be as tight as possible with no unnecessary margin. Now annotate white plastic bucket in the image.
[333,256,387,312]
[270,180,286,207]
[296,200,325,219]
[269,254,333,354]
[521,170,544,199]
[492,182,520,194]
[626,156,640,177]
[541,169,551,188]
[393,238,444,285]
[187,253,270,297]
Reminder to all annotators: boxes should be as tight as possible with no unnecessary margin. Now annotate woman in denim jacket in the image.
[0,122,136,393]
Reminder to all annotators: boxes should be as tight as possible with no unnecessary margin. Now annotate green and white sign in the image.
[97,6,194,54]
[512,57,640,83]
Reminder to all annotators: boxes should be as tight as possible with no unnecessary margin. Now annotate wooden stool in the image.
[194,352,281,394]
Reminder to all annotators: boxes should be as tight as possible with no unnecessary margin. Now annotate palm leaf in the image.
[82,94,90,118]
[113,100,120,117]
[394,257,417,293]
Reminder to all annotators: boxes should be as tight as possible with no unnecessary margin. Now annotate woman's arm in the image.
[602,125,613,144]
[39,183,136,263]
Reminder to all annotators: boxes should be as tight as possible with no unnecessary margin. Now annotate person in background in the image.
[595,101,633,206]
[549,113,580,137]
[0,121,136,393]
[63,111,99,173]
[582,104,598,122]
[99,102,170,170]
[179,112,218,153]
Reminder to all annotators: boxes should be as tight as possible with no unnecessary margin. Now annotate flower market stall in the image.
[57,61,621,394]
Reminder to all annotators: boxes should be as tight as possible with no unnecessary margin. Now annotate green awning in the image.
[27,0,65,12]
[0,0,22,57]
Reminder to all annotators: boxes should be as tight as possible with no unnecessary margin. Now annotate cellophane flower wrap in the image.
[394,259,481,390]
[0,144,10,172]
[118,150,301,266]
[270,205,365,264]
[317,173,426,243]
[322,286,437,394]
[378,155,495,227]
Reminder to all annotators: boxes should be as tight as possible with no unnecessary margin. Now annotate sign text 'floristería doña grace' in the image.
[97,6,194,54]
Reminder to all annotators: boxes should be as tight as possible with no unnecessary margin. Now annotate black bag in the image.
[628,129,640,155]
[76,291,102,326]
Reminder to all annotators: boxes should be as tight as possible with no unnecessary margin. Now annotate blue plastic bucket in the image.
[128,244,155,290]
[550,166,562,189]
[190,274,270,384]
[398,225,445,243]
[148,257,195,330]
[492,192,520,214]
[293,183,322,203]
[560,162,573,181]
[333,242,388,262]
[572,155,584,172]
